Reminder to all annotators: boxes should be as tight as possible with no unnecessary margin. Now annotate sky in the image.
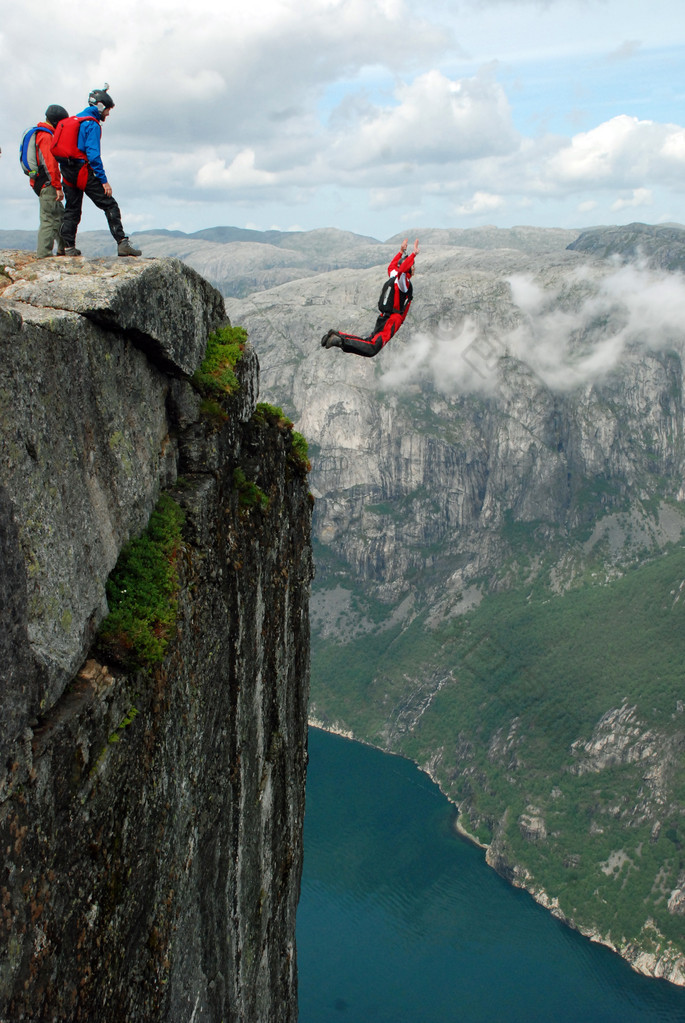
[1,0,684,240]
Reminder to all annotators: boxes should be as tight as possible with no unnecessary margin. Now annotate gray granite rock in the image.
[0,251,312,1021]
[1,255,226,375]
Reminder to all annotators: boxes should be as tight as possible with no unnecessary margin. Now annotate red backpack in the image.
[50,115,100,189]
[50,115,100,161]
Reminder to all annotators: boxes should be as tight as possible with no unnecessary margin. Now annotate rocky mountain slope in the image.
[221,223,685,985]
[0,254,312,1021]
[568,221,685,271]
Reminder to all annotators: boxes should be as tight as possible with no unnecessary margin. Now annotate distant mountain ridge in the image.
[0,223,585,297]
[0,226,392,297]
[6,221,683,298]
[568,221,685,271]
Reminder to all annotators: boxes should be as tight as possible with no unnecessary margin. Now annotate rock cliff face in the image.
[0,253,312,1021]
[223,224,685,985]
[226,231,685,601]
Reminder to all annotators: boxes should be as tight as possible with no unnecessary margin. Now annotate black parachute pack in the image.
[377,276,398,315]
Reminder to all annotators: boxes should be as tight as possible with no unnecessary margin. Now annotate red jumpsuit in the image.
[334,250,416,358]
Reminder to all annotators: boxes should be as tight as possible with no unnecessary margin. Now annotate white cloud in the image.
[379,265,685,396]
[455,191,506,215]
[196,150,277,190]
[611,188,652,211]
[1,0,685,235]
[546,116,685,190]
[330,69,518,170]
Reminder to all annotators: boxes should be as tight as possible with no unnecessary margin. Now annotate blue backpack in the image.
[19,125,53,178]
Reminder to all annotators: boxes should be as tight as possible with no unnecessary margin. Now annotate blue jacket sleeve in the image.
[77,118,107,183]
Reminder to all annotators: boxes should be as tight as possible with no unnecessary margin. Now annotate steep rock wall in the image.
[227,246,685,598]
[0,253,312,1021]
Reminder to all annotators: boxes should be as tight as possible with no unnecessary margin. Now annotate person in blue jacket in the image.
[57,85,141,257]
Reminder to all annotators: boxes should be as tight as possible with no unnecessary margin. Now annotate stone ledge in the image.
[1,251,226,377]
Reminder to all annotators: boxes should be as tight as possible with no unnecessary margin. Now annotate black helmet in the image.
[88,83,115,113]
[45,104,69,127]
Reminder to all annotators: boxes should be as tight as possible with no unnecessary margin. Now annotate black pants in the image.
[60,164,125,246]
[336,312,402,357]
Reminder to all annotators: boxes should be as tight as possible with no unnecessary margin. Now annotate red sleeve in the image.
[36,132,62,190]
[387,250,403,275]
[388,250,416,276]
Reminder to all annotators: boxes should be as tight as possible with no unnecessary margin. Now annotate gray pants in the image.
[37,185,65,258]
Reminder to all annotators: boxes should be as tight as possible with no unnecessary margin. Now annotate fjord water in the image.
[298,727,685,1023]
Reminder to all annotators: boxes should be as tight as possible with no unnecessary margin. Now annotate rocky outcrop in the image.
[568,704,657,774]
[0,253,312,1021]
[568,221,685,272]
[0,255,223,763]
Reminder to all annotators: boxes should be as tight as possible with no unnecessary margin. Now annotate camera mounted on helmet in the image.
[88,83,115,117]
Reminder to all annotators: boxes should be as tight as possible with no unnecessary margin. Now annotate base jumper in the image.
[53,85,141,258]
[321,238,419,357]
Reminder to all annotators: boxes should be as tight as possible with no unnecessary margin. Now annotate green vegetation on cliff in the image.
[192,324,247,396]
[254,402,311,473]
[97,494,186,669]
[234,467,270,512]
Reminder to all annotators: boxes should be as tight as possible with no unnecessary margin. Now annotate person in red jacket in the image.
[321,238,419,357]
[32,105,69,258]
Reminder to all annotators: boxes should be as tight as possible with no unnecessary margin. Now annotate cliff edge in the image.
[0,253,313,1021]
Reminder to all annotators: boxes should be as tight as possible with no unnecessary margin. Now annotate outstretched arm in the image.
[390,237,418,275]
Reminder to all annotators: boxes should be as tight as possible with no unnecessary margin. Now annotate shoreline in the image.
[308,716,493,853]
[307,716,685,988]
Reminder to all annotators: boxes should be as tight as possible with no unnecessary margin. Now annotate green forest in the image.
[311,523,685,958]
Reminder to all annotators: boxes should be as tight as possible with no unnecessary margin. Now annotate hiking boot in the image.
[118,237,141,257]
[321,330,343,349]
[63,246,81,256]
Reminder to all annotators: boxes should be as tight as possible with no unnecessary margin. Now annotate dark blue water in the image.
[297,727,685,1023]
